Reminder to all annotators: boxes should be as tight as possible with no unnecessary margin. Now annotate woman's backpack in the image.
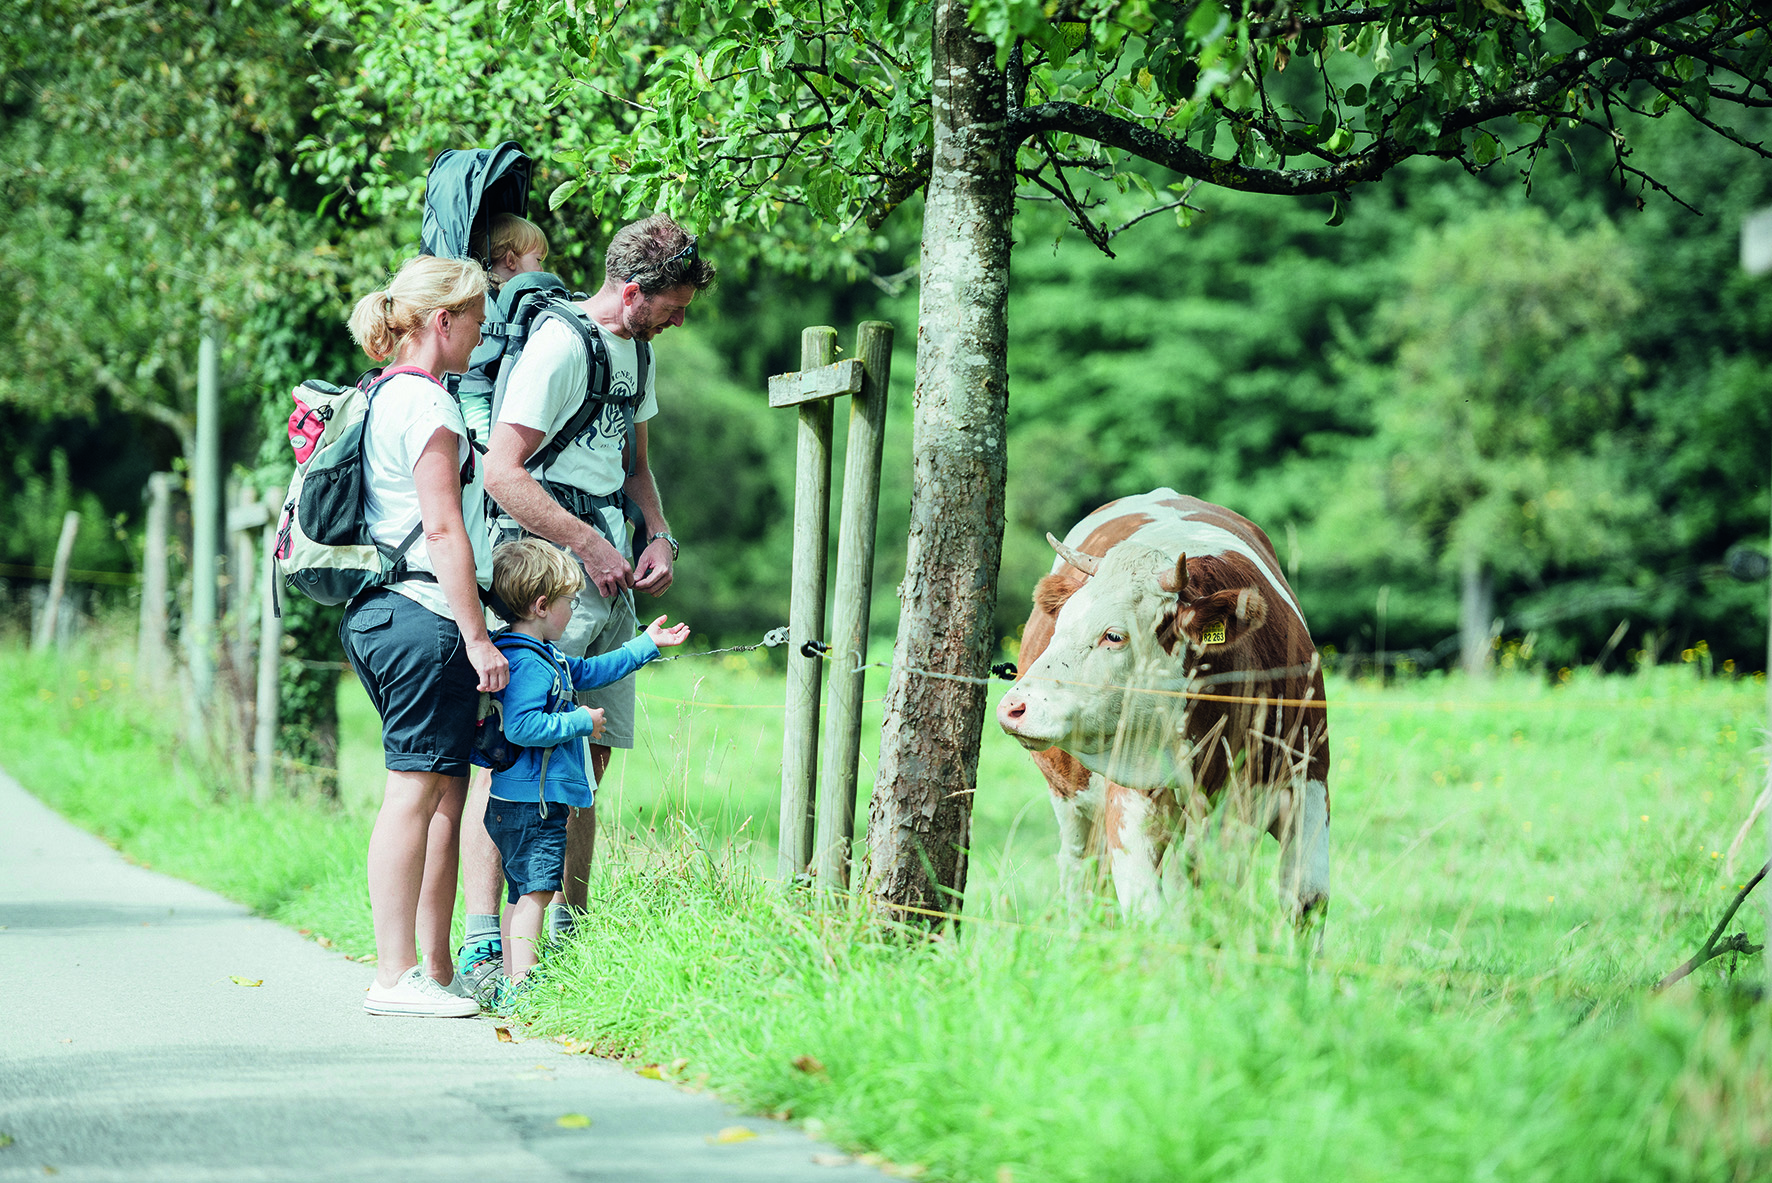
[274,366,444,609]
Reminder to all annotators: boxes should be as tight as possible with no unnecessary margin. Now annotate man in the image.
[456,215,716,999]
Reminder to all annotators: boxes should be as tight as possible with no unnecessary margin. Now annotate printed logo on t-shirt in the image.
[572,370,638,450]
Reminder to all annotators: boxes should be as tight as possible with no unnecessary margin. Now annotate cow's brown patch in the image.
[1033,572,1083,618]
[1078,513,1152,560]
[1159,496,1287,577]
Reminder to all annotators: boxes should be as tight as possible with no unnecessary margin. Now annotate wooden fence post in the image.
[31,511,80,653]
[813,322,895,888]
[253,522,282,801]
[777,327,838,881]
[138,473,174,687]
[189,327,221,723]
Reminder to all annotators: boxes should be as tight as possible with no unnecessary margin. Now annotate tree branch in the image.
[1013,0,1731,195]
[1654,860,1768,991]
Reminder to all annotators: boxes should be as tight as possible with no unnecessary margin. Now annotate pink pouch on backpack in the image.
[289,396,327,465]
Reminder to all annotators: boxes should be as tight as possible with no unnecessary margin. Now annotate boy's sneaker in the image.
[455,938,505,1008]
[363,966,479,1018]
[494,974,532,1016]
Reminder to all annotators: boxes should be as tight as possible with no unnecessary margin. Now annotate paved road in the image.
[0,768,878,1182]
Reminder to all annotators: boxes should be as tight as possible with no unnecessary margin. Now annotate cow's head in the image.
[996,534,1270,788]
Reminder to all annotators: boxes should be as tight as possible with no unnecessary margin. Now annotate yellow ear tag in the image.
[1201,621,1227,645]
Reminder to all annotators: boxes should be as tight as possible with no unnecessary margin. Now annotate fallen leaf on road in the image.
[792,1054,826,1074]
[559,1038,592,1055]
[315,937,334,948]
[556,1114,592,1129]
[811,1153,851,1167]
[670,1057,690,1075]
[229,977,263,987]
[0,1132,12,1147]
[495,1027,513,1043]
[711,1126,758,1144]
[637,1064,665,1080]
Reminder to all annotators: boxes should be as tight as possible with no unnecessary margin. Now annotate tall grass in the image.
[3,632,1768,1181]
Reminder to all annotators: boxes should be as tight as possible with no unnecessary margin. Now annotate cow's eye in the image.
[1100,628,1128,648]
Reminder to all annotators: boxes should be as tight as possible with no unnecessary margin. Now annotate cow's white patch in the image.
[1057,488,1306,629]
[1110,789,1166,919]
[1275,777,1331,915]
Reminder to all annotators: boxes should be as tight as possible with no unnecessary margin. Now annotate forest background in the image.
[2,0,1770,759]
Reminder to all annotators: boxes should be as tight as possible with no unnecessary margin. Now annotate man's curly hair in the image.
[604,214,717,296]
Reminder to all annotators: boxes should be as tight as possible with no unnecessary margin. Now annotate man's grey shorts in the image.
[495,520,640,750]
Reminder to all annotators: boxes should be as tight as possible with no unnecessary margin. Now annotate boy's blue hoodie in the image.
[488,631,661,808]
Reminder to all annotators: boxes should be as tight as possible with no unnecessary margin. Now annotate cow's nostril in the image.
[1003,700,1025,720]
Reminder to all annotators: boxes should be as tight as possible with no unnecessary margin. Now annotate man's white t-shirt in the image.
[361,371,492,619]
[495,313,659,499]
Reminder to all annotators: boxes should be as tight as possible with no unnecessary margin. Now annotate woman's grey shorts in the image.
[340,587,478,777]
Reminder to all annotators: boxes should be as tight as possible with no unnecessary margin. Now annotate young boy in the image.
[461,214,551,440]
[481,538,688,998]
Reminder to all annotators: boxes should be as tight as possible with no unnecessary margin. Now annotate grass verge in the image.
[3,635,1769,1181]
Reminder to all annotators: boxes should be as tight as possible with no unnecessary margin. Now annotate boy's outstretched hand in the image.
[645,615,691,648]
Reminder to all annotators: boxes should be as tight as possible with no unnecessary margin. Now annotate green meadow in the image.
[3,634,1768,1182]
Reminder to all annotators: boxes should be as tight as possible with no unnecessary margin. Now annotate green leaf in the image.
[1522,0,1546,31]
[1472,130,1501,166]
[1186,0,1228,48]
[1344,83,1368,107]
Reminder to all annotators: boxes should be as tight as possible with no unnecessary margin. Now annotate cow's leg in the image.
[1034,749,1102,909]
[1273,776,1331,922]
[1105,785,1179,919]
[1051,773,1105,907]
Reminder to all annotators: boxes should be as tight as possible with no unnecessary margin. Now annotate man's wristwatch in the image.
[648,532,679,560]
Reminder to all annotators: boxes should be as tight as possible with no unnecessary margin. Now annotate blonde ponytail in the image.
[348,256,489,363]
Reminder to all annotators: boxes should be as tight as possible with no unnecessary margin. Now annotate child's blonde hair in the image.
[347,256,487,362]
[489,214,549,272]
[492,538,584,620]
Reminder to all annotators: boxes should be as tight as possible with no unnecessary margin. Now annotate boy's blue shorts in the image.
[483,799,569,904]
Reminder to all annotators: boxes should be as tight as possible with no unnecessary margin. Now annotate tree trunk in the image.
[865,0,1014,920]
[1459,550,1494,678]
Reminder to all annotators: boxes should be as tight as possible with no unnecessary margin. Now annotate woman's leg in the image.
[366,769,452,990]
[417,775,468,984]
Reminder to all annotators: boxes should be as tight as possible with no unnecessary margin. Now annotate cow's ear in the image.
[1172,587,1268,651]
[1033,572,1083,617]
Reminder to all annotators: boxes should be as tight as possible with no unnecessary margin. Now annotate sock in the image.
[465,913,502,950]
[546,904,574,941]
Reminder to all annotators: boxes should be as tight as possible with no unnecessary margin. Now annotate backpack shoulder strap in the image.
[492,632,573,698]
[526,301,609,476]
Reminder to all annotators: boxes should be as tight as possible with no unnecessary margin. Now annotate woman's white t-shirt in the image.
[360,370,492,620]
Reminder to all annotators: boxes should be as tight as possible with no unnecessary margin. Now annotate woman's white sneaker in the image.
[363,966,480,1017]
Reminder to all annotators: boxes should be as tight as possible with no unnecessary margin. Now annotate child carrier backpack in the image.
[421,142,533,402]
[471,633,578,809]
[274,366,445,609]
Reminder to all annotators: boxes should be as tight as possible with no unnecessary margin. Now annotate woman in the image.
[343,256,509,1017]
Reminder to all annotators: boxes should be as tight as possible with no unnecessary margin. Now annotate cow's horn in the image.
[1047,533,1100,576]
[1158,553,1190,596]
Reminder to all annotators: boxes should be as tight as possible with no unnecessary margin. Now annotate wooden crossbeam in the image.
[768,358,864,407]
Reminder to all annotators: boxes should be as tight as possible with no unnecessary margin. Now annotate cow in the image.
[996,489,1330,921]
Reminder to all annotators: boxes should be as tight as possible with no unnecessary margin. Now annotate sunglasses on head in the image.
[630,235,697,282]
